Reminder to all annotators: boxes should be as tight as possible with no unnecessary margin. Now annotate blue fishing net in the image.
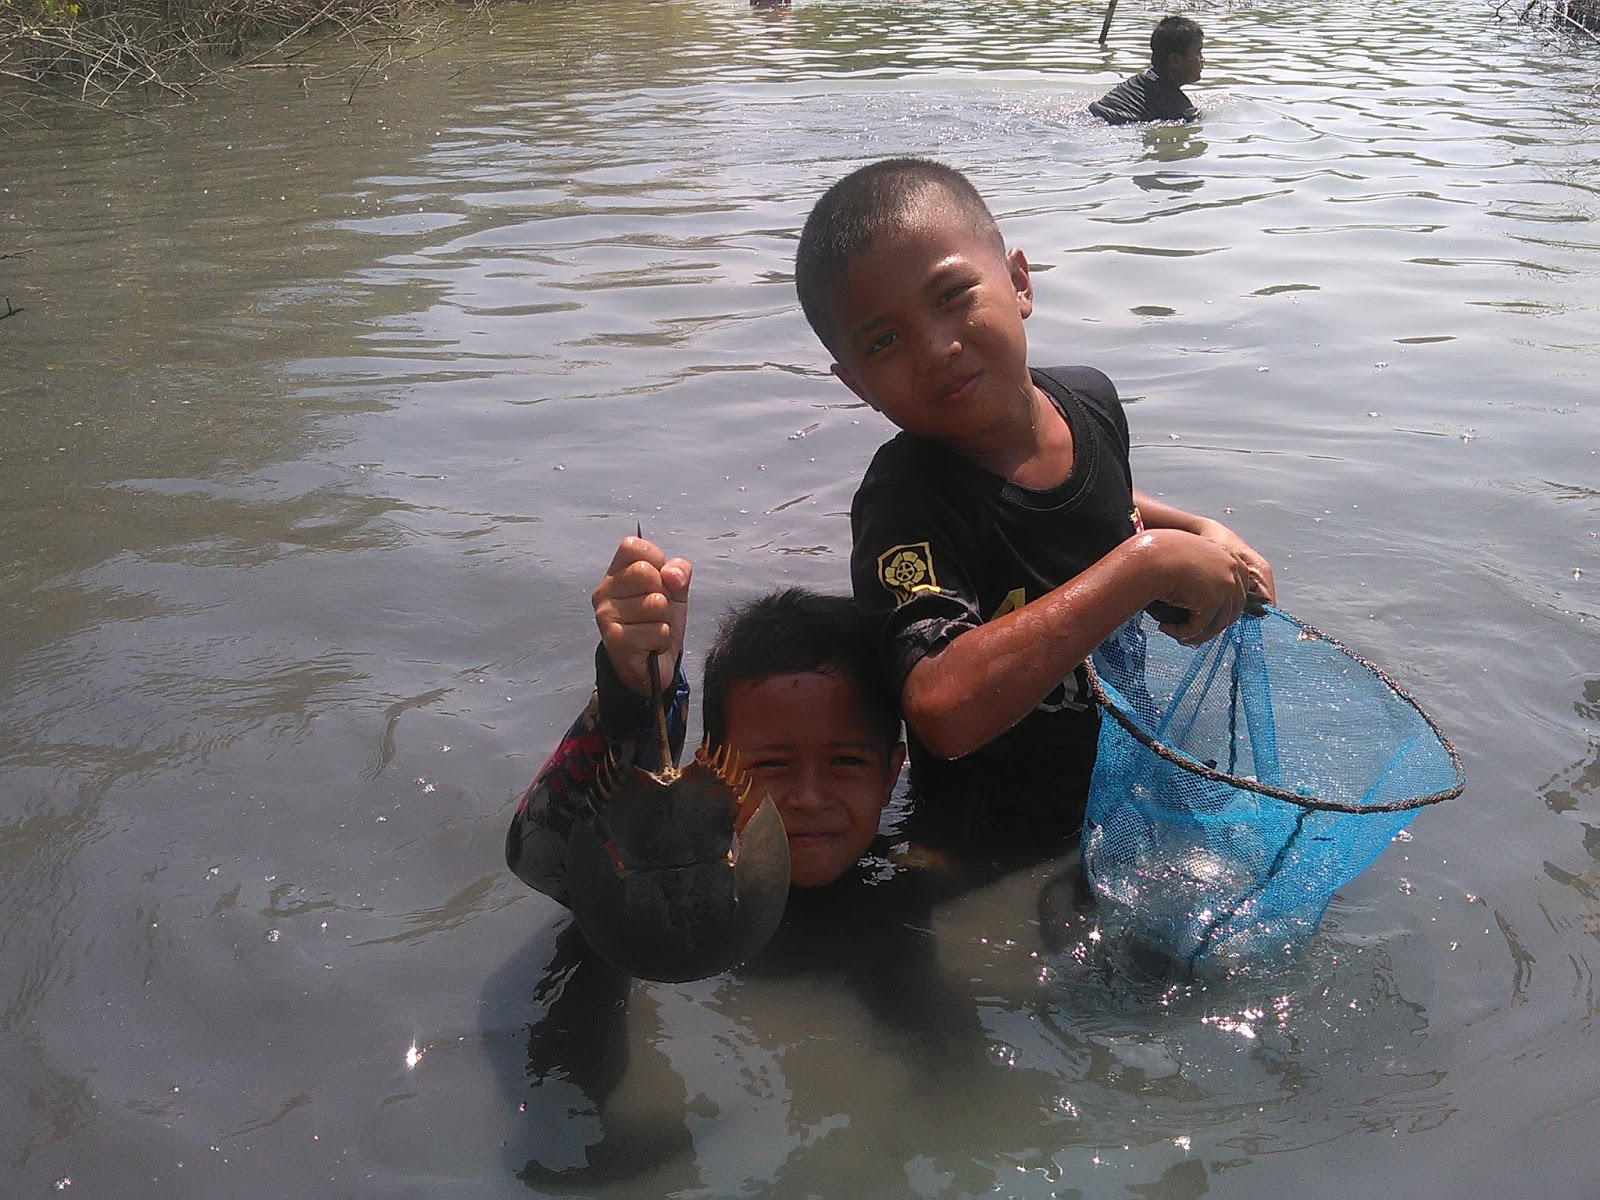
[1082,605,1464,969]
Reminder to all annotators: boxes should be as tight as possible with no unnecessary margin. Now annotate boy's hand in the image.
[1190,518,1276,605]
[593,536,692,697]
[1149,529,1251,646]
[1132,492,1277,606]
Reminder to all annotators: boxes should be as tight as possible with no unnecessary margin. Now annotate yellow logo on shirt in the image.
[877,542,939,605]
[990,588,1026,620]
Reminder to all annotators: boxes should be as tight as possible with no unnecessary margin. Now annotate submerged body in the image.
[1088,67,1198,125]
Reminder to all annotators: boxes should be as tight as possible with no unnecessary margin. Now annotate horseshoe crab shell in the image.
[565,740,791,982]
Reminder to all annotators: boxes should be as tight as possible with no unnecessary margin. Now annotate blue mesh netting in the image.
[1082,605,1464,968]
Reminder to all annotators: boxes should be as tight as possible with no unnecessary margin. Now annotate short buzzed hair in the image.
[701,588,901,751]
[794,157,1003,354]
[1151,15,1203,67]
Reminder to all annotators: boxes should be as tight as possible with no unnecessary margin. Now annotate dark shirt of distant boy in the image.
[1090,15,1205,125]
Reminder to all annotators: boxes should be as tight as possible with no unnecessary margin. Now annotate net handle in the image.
[1146,593,1270,628]
[1085,605,1466,814]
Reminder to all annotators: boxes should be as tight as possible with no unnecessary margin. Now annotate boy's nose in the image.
[917,321,961,368]
[774,765,829,813]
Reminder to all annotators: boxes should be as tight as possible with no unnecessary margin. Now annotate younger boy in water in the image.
[1089,15,1206,125]
[794,157,1274,838]
[506,535,906,902]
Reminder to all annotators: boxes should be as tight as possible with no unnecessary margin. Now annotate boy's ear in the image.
[1007,247,1035,320]
[830,361,878,410]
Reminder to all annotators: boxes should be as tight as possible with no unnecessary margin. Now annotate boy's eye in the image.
[831,754,872,768]
[939,282,974,305]
[749,758,790,772]
[863,329,898,357]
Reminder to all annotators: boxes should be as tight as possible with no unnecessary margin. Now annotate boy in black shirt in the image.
[1090,15,1206,125]
[794,157,1273,837]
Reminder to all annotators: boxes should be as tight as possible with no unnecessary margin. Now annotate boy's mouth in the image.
[935,370,982,406]
[785,830,837,848]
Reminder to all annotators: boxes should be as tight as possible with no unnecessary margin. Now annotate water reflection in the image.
[1536,679,1600,1017]
[1542,679,1600,819]
[1142,125,1208,161]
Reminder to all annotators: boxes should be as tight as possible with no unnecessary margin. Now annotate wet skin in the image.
[722,671,906,888]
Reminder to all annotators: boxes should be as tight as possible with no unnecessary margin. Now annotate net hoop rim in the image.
[1085,605,1466,814]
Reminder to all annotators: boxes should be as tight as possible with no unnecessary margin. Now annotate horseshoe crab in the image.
[566,651,790,982]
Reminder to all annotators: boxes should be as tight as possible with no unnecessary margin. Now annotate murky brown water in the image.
[2,0,1597,1194]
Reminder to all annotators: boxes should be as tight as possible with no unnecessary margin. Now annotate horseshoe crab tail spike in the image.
[635,522,674,776]
[646,648,672,774]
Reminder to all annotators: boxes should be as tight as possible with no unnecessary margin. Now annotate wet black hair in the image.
[794,157,1003,354]
[1151,15,1203,68]
[701,588,901,751]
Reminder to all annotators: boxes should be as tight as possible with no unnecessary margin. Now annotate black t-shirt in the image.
[1088,68,1198,125]
[849,365,1140,835]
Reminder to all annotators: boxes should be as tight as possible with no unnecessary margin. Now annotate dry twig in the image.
[1,0,454,105]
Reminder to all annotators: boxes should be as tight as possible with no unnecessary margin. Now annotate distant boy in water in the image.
[794,157,1273,839]
[506,535,906,904]
[1089,15,1206,125]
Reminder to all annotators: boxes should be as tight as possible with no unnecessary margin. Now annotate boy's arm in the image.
[900,529,1249,760]
[505,535,694,904]
[1133,489,1276,603]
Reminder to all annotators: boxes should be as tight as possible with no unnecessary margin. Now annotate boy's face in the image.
[825,202,1037,452]
[723,670,905,888]
[1165,40,1204,85]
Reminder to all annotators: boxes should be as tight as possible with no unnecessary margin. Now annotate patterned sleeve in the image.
[504,646,690,906]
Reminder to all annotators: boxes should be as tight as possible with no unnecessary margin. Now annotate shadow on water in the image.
[1536,678,1600,1019]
